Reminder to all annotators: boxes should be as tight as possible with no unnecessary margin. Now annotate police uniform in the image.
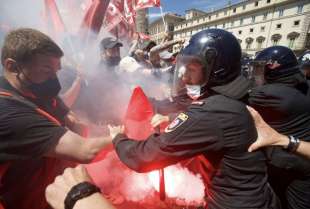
[250,83,310,209]
[113,85,280,208]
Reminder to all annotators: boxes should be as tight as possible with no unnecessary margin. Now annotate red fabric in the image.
[103,0,136,41]
[80,0,111,40]
[134,0,160,10]
[44,0,65,40]
[124,86,155,140]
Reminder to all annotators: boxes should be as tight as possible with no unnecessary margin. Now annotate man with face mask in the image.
[109,29,280,209]
[249,46,310,209]
[0,28,112,209]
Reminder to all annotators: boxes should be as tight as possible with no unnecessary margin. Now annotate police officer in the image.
[249,46,310,209]
[109,29,280,209]
[298,50,310,80]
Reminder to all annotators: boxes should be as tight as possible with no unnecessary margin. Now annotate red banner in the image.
[134,0,160,10]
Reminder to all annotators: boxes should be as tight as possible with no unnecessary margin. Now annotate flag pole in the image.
[159,6,167,32]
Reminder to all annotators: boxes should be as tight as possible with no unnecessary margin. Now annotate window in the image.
[246,42,252,49]
[250,28,254,33]
[288,38,296,49]
[294,20,300,26]
[252,16,256,23]
[231,21,234,27]
[224,11,227,15]
[243,5,246,10]
[297,5,303,14]
[261,26,265,32]
[263,12,268,20]
[240,18,243,25]
[276,24,282,29]
[267,0,271,3]
[233,8,236,13]
[257,40,264,49]
[279,9,284,17]
[238,30,242,35]
[272,39,279,46]
[216,13,219,17]
[209,16,211,20]
[255,1,258,7]
[223,23,226,28]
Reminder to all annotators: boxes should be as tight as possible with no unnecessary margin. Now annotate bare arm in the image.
[149,39,184,65]
[247,106,310,159]
[65,111,88,137]
[46,166,115,209]
[45,130,112,164]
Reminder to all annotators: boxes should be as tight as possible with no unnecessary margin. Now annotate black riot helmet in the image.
[298,50,310,78]
[173,29,250,100]
[252,46,300,85]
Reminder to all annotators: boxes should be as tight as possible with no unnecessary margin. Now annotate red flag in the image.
[104,0,136,41]
[80,0,111,35]
[134,0,160,10]
[44,0,65,40]
[124,86,155,139]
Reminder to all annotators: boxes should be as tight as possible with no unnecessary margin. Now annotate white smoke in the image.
[86,151,206,207]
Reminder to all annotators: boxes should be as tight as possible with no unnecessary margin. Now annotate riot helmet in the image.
[298,50,310,79]
[252,46,299,85]
[172,29,249,100]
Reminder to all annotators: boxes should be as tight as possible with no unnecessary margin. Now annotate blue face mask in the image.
[185,84,202,100]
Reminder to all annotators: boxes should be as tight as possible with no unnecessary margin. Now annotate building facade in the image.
[164,0,309,55]
[136,9,149,34]
[148,13,185,44]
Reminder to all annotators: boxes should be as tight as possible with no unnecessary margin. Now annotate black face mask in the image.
[28,77,61,99]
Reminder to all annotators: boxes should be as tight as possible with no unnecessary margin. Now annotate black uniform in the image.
[113,93,280,209]
[0,77,69,209]
[249,82,310,209]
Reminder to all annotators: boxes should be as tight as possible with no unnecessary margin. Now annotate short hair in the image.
[1,28,63,66]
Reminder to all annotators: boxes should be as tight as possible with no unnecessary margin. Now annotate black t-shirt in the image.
[249,83,310,209]
[0,77,68,209]
[113,94,280,209]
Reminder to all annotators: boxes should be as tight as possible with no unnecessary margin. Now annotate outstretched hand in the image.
[247,106,288,152]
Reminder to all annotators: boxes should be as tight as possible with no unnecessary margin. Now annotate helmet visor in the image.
[251,60,266,86]
[172,54,207,98]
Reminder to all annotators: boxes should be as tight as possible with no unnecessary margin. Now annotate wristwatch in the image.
[285,135,300,153]
[64,182,101,209]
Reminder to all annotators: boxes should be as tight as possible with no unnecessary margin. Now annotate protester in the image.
[109,29,280,209]
[0,28,112,209]
[46,165,115,209]
[71,36,130,127]
[247,106,310,159]
[99,37,123,70]
[249,46,310,209]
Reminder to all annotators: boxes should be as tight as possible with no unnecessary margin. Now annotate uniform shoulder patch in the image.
[191,101,204,106]
[165,113,189,133]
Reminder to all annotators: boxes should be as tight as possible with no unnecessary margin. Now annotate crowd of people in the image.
[0,26,309,209]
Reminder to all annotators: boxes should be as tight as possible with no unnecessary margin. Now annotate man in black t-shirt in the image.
[249,46,310,209]
[0,28,112,209]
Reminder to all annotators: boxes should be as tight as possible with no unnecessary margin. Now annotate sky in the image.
[149,0,243,21]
